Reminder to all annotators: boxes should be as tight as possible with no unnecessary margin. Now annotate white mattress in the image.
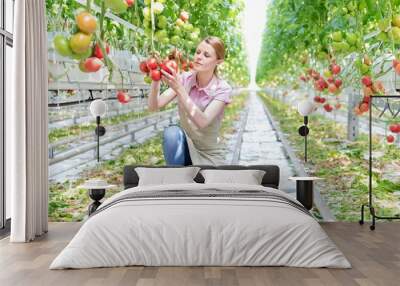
[50,183,351,269]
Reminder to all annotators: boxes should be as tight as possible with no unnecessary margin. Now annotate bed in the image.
[50,165,351,269]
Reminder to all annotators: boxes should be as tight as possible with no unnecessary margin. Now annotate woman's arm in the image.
[160,69,226,129]
[147,80,178,112]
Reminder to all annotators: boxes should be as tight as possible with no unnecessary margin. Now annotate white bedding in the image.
[50,183,351,269]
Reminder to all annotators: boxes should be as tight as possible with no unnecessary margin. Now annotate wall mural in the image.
[47,0,400,225]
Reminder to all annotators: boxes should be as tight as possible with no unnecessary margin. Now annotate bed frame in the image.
[123,165,280,189]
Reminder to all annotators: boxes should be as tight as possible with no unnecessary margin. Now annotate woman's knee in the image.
[163,125,185,144]
[163,126,190,165]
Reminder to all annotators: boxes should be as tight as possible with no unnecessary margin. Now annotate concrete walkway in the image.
[238,91,296,194]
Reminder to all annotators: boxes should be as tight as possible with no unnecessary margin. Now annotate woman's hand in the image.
[161,65,185,95]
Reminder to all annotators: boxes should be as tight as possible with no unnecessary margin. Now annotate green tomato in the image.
[157,15,168,29]
[331,41,343,52]
[316,51,327,61]
[71,47,92,60]
[176,18,184,27]
[346,32,358,45]
[160,37,169,45]
[354,58,362,69]
[143,7,150,19]
[378,18,391,32]
[171,35,180,45]
[183,23,193,32]
[144,28,152,37]
[105,0,128,14]
[360,63,370,75]
[323,69,332,78]
[358,0,367,10]
[154,29,167,41]
[377,31,389,42]
[143,18,151,29]
[189,32,199,41]
[338,41,350,52]
[153,2,164,14]
[391,26,400,43]
[53,34,73,57]
[144,75,152,84]
[332,31,343,42]
[173,26,181,36]
[393,15,400,28]
[69,32,92,54]
[349,45,357,53]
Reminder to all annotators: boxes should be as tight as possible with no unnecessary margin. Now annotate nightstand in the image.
[289,177,322,210]
[79,180,116,215]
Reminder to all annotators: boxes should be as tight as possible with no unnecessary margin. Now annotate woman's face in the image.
[192,41,223,73]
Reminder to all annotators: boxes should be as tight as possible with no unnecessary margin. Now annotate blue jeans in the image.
[163,125,192,166]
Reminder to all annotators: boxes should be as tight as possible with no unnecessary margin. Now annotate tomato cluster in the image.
[353,76,385,116]
[139,57,178,83]
[53,10,97,61]
[300,61,343,113]
[53,1,135,74]
[377,14,400,44]
[387,123,400,144]
[331,31,362,55]
[139,50,193,84]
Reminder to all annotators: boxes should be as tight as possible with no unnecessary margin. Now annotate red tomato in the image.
[361,76,373,87]
[180,11,189,22]
[323,103,333,112]
[387,135,395,143]
[125,0,134,7]
[328,83,338,94]
[160,60,178,75]
[93,43,110,59]
[84,57,103,72]
[147,58,158,70]
[331,64,341,75]
[359,102,369,113]
[117,91,130,104]
[150,69,161,81]
[139,61,150,73]
[327,77,334,84]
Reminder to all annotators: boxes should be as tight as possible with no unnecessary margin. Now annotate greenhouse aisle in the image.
[239,91,296,194]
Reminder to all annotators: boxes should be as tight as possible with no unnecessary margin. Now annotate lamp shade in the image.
[297,100,315,116]
[89,99,107,117]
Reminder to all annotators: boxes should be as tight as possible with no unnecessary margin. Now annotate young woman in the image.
[148,36,232,166]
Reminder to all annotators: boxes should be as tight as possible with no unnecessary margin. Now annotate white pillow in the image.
[200,169,266,185]
[135,167,201,186]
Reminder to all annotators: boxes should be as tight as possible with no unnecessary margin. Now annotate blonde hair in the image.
[202,36,225,75]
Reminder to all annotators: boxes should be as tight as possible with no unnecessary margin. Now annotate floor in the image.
[0,222,399,286]
[238,91,296,193]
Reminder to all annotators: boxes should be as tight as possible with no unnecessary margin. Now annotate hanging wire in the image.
[150,0,155,53]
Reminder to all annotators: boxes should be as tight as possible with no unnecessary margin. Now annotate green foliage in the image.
[259,91,400,221]
[46,0,249,85]
[256,0,400,87]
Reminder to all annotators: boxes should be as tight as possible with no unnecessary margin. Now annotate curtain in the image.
[6,0,48,242]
